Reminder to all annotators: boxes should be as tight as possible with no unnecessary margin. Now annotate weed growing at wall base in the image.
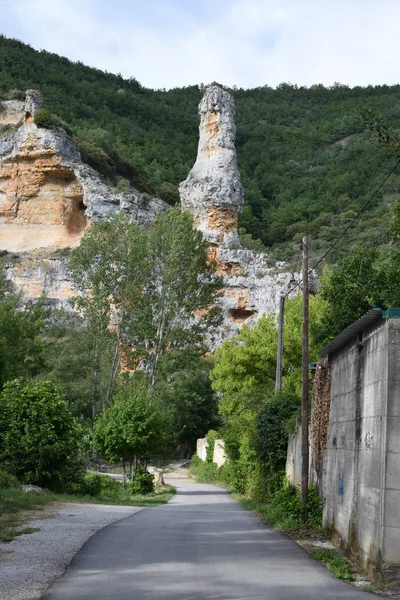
[309,549,354,581]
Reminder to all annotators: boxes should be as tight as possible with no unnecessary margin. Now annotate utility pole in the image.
[275,295,285,391]
[301,236,309,505]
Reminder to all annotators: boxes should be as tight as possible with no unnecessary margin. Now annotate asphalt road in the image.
[43,479,378,600]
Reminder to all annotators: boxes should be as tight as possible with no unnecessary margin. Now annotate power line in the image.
[283,156,400,298]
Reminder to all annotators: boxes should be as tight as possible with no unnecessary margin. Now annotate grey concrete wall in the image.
[320,318,400,579]
[196,438,208,462]
[213,439,227,467]
[286,423,315,488]
[382,320,400,578]
[196,437,227,467]
[286,424,302,488]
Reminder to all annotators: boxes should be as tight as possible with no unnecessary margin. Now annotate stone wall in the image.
[213,439,227,467]
[286,423,303,489]
[306,315,400,580]
[285,423,315,488]
[196,438,208,462]
[196,437,227,467]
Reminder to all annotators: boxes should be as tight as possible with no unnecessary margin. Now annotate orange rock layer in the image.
[0,133,88,252]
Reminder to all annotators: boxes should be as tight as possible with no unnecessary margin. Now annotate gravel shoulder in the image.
[0,502,143,600]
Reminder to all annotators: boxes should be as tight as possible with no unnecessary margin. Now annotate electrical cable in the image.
[283,156,400,298]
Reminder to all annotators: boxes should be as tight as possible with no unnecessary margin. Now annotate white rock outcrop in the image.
[180,85,302,342]
[180,85,244,248]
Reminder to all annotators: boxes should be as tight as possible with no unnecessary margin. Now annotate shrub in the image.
[0,468,18,489]
[75,138,116,179]
[6,89,25,101]
[130,467,154,495]
[34,108,55,129]
[0,379,84,490]
[256,391,300,472]
[260,482,323,532]
[157,182,179,205]
[70,472,121,496]
[205,429,219,463]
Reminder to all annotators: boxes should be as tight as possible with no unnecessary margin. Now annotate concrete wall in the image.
[382,320,400,579]
[286,424,302,488]
[196,437,227,467]
[213,439,227,467]
[286,424,316,488]
[196,438,208,462]
[319,318,400,580]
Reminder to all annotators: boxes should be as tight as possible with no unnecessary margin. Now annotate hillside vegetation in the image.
[2,35,400,263]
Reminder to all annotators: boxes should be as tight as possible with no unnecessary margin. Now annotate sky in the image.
[1,0,400,90]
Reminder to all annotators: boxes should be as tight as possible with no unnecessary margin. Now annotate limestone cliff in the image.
[180,85,301,339]
[1,90,168,305]
[180,85,244,248]
[2,86,303,341]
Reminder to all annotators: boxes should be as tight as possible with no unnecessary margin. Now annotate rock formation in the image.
[180,85,301,340]
[180,85,244,248]
[1,90,168,306]
[2,86,305,342]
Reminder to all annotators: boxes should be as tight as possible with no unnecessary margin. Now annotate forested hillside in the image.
[2,35,400,264]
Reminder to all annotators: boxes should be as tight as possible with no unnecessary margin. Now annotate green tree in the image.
[69,206,223,388]
[313,246,380,346]
[210,295,324,497]
[0,263,46,389]
[156,356,219,458]
[0,379,83,489]
[94,379,165,481]
[43,312,117,422]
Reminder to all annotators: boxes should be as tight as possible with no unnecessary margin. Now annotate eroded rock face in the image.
[0,100,168,253]
[5,251,76,309]
[0,125,87,251]
[179,85,244,248]
[180,86,302,342]
[1,91,168,306]
[0,99,25,126]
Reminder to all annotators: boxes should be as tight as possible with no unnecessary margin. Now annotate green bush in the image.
[0,379,84,490]
[75,138,116,179]
[261,482,323,532]
[130,467,154,495]
[6,88,26,101]
[34,108,55,129]
[309,549,354,581]
[256,391,300,472]
[0,468,18,489]
[205,429,219,463]
[70,472,121,497]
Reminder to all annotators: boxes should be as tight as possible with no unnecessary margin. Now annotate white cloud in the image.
[5,0,400,89]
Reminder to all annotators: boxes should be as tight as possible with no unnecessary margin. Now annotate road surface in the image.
[43,478,378,600]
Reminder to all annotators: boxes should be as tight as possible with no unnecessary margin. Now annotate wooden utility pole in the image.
[301,236,309,505]
[275,295,285,391]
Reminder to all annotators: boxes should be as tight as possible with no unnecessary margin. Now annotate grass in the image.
[0,483,175,543]
[309,548,354,581]
[0,488,54,542]
[52,485,176,507]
